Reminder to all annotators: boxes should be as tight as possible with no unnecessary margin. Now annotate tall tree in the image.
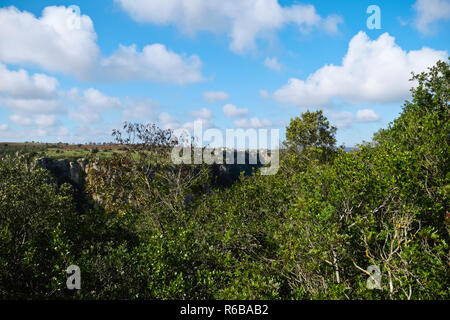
[284,110,337,164]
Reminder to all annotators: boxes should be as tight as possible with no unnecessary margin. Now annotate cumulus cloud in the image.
[0,64,63,132]
[203,91,229,102]
[264,57,283,71]
[182,118,213,131]
[182,108,214,130]
[0,63,63,131]
[413,0,450,34]
[0,6,205,84]
[122,98,159,121]
[68,88,122,124]
[0,6,99,78]
[0,98,62,114]
[222,104,248,118]
[0,64,59,99]
[69,108,102,124]
[1,101,62,136]
[115,0,343,53]
[100,44,204,84]
[321,14,343,34]
[271,32,447,108]
[9,113,58,127]
[189,107,213,120]
[356,109,381,123]
[158,112,180,130]
[82,88,122,109]
[331,112,354,129]
[330,109,381,129]
[0,63,125,136]
[234,117,273,129]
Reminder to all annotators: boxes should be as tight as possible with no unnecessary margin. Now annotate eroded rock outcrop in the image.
[34,158,87,187]
[34,156,262,190]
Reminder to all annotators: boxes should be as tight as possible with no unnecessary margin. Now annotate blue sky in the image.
[0,0,448,147]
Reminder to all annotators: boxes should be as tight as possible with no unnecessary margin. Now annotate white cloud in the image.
[0,97,62,114]
[182,118,213,131]
[183,108,214,130]
[9,113,58,127]
[82,88,122,109]
[69,107,102,124]
[0,124,8,131]
[0,63,64,132]
[158,112,180,130]
[234,117,273,129]
[0,6,205,84]
[330,109,381,129]
[0,6,99,78]
[0,63,62,119]
[0,64,59,99]
[264,57,283,71]
[122,98,159,121]
[68,88,122,124]
[321,14,343,34]
[115,0,343,53]
[222,104,248,118]
[271,32,447,108]
[413,0,450,34]
[189,107,213,120]
[331,111,354,129]
[100,44,204,84]
[63,88,81,101]
[203,91,229,102]
[356,109,381,123]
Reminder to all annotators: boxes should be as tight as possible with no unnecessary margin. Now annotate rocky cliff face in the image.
[34,158,88,188]
[34,157,261,190]
[34,156,261,211]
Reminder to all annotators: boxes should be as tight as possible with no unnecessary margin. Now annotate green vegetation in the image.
[0,60,448,299]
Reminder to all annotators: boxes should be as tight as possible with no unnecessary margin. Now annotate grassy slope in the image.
[0,142,123,160]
